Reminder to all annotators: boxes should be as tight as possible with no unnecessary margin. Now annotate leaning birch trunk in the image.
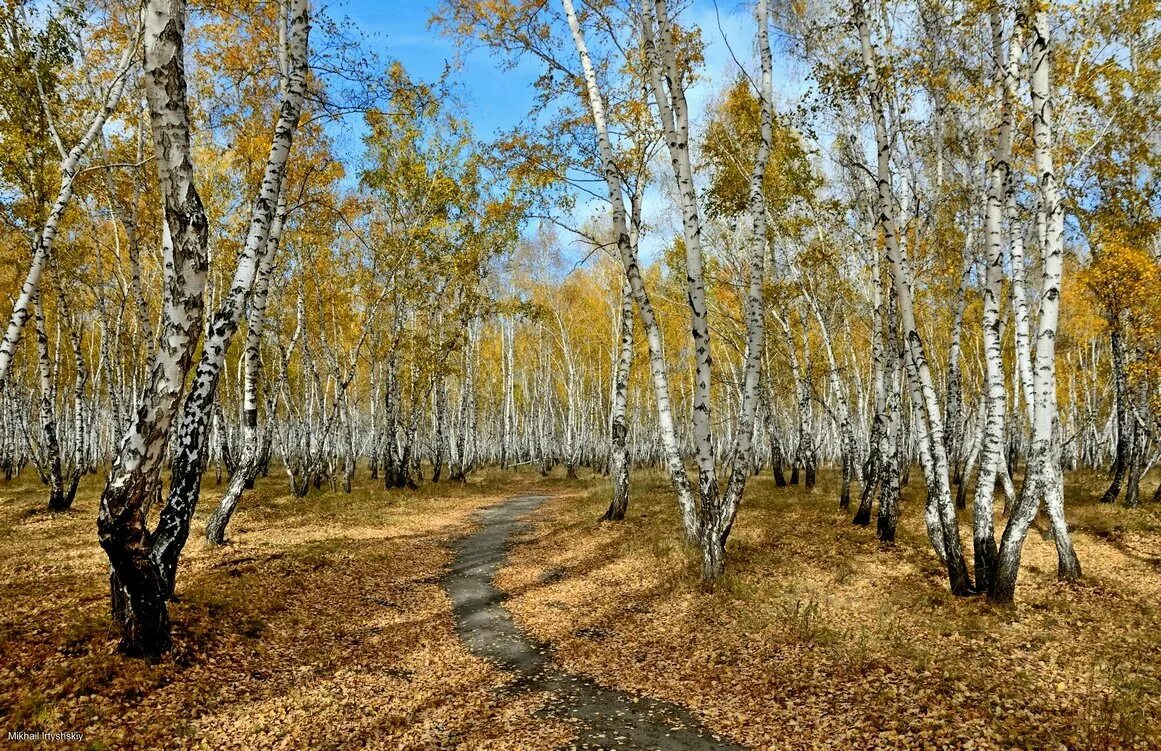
[604,277,634,521]
[96,0,209,659]
[151,0,310,595]
[639,0,722,571]
[204,196,288,545]
[713,0,775,575]
[854,0,970,594]
[993,6,1082,603]
[0,24,139,386]
[561,0,696,537]
[972,7,1021,594]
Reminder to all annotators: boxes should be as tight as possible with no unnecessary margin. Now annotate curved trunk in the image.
[98,0,209,659]
[854,0,969,593]
[562,0,696,537]
[152,0,310,597]
[994,8,1081,603]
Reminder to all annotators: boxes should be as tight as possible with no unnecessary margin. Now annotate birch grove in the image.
[0,0,1156,663]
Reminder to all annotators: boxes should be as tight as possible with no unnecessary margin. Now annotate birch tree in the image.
[0,6,139,386]
[97,0,209,658]
[560,0,697,536]
[993,4,1082,603]
[853,0,972,595]
[152,0,310,594]
[971,6,1022,594]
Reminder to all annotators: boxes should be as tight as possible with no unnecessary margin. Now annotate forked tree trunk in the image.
[972,8,1021,594]
[639,0,723,577]
[562,0,696,537]
[97,0,209,659]
[993,7,1082,603]
[854,0,970,594]
[152,0,310,596]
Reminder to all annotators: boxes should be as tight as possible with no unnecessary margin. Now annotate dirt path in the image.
[446,494,746,751]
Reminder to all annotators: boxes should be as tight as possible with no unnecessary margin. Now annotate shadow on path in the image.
[445,494,747,751]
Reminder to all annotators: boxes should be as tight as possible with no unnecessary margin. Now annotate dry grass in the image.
[499,468,1161,750]
[3,463,1158,750]
[0,468,578,750]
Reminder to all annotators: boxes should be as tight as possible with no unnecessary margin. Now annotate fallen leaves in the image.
[498,470,1161,750]
[0,471,574,749]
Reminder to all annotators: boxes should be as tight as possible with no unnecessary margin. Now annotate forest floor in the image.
[501,469,1161,750]
[0,467,1159,750]
[0,470,581,750]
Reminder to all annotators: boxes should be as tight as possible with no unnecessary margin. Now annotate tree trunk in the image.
[97,0,209,659]
[1101,324,1130,503]
[712,0,775,571]
[604,278,634,522]
[971,8,1021,594]
[562,0,696,537]
[639,0,724,578]
[151,0,310,597]
[855,0,970,594]
[993,8,1081,603]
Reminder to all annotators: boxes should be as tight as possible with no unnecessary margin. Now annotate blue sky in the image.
[337,0,803,135]
[333,0,808,261]
[335,0,542,139]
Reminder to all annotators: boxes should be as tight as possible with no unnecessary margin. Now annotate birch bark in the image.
[561,0,696,537]
[152,0,310,594]
[972,7,1021,593]
[638,0,720,563]
[714,0,775,574]
[854,0,971,594]
[993,6,1082,603]
[204,195,288,544]
[604,277,634,521]
[97,0,210,658]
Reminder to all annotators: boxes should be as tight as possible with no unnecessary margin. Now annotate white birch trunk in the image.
[994,6,1081,603]
[152,0,310,593]
[561,0,696,537]
[97,0,209,658]
[854,0,970,594]
[715,0,775,574]
[972,8,1021,593]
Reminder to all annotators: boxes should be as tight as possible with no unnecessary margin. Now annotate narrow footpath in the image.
[445,494,747,751]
